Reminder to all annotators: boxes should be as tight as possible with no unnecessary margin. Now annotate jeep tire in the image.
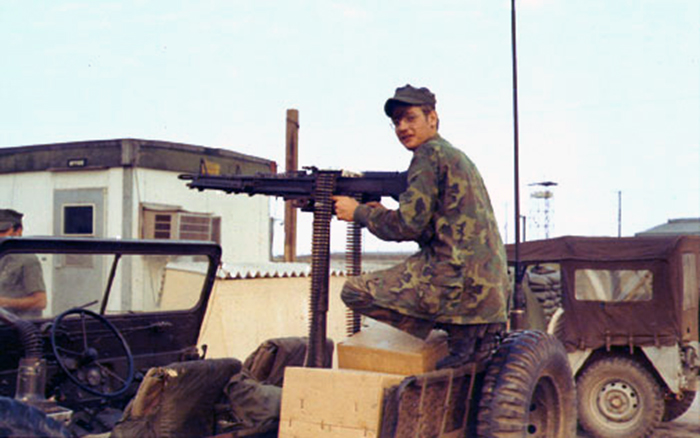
[577,355,663,438]
[476,330,577,438]
[0,396,72,438]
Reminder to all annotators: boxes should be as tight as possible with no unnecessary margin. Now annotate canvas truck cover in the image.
[507,236,700,352]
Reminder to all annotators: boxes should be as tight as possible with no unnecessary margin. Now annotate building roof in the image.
[0,138,274,175]
[636,218,700,236]
[167,259,403,280]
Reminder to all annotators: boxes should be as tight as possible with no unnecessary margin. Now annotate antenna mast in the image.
[510,0,526,329]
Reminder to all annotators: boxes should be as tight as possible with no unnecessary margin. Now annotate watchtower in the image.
[528,181,557,240]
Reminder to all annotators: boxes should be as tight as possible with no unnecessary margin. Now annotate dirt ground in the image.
[577,395,700,437]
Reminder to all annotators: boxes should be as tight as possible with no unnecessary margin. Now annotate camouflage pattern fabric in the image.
[342,275,436,339]
[348,135,509,326]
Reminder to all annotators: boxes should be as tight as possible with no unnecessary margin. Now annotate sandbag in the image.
[222,371,282,432]
[111,358,241,438]
[242,337,333,387]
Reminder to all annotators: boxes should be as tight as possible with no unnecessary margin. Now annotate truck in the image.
[510,235,700,438]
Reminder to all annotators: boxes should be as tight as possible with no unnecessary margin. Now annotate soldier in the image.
[0,209,47,318]
[333,85,510,368]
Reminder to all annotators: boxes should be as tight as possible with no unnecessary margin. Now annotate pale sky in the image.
[1,1,698,255]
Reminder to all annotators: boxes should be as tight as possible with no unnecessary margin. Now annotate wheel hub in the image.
[527,376,560,437]
[597,381,639,422]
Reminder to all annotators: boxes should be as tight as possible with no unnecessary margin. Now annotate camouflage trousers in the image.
[342,274,506,363]
[342,276,436,339]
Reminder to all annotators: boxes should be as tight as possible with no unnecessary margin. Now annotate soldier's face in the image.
[0,227,21,237]
[391,106,438,150]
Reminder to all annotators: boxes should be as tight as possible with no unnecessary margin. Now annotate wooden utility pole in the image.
[284,109,299,262]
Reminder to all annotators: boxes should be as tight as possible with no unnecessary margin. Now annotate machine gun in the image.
[179,164,407,210]
[179,163,407,368]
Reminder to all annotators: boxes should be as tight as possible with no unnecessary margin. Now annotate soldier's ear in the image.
[428,111,438,130]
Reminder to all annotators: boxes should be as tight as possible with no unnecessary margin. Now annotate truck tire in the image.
[476,330,576,438]
[577,356,663,438]
[662,390,696,422]
[0,396,72,438]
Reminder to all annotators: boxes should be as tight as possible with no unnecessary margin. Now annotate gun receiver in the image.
[179,166,407,211]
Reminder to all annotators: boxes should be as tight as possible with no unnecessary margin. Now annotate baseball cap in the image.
[384,84,437,117]
[0,209,23,232]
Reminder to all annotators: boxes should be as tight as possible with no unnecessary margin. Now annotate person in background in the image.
[0,209,47,318]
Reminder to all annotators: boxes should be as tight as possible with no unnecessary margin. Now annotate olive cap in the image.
[384,84,437,117]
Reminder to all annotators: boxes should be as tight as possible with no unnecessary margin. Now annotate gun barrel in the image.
[180,169,407,203]
[187,174,316,199]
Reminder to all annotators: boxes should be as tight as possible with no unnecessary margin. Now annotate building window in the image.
[154,214,173,239]
[179,214,217,241]
[141,205,221,243]
[63,204,95,236]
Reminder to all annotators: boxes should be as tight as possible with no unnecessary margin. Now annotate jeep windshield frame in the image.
[0,236,222,407]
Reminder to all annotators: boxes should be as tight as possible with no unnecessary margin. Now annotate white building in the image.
[0,138,275,314]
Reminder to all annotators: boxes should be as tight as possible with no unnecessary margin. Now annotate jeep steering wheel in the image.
[50,308,134,398]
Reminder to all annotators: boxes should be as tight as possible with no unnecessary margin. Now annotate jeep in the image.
[510,235,700,438]
[0,237,220,436]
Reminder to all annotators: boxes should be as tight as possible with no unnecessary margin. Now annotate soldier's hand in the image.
[365,201,385,209]
[332,196,359,222]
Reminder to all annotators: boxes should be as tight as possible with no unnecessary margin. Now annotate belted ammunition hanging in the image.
[304,171,338,368]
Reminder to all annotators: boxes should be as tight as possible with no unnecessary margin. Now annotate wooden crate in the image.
[279,367,404,438]
[337,322,448,375]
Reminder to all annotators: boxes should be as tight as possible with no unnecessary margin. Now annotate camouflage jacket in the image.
[353,135,509,324]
